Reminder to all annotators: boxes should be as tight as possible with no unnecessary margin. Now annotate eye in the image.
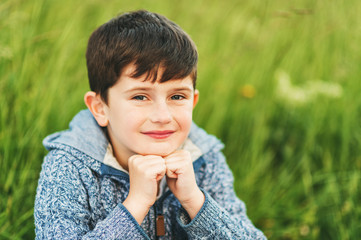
[132,95,147,101]
[171,95,185,100]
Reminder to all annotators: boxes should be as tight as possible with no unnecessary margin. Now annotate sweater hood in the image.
[43,110,108,162]
[43,109,224,164]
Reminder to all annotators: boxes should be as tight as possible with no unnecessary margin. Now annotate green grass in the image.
[1,0,361,239]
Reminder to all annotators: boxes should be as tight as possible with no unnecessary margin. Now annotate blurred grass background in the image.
[1,0,361,239]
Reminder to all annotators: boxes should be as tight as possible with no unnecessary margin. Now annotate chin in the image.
[151,150,174,157]
[138,147,176,157]
[135,140,184,157]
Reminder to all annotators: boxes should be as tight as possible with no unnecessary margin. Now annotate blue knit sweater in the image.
[34,110,266,239]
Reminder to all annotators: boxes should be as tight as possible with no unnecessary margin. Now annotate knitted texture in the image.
[34,110,266,239]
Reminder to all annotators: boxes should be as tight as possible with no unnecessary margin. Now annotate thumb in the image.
[166,168,178,179]
[166,175,176,189]
[155,164,167,181]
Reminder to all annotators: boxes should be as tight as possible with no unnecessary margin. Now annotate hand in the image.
[123,155,166,224]
[164,150,205,219]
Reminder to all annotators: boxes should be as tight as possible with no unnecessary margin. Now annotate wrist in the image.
[180,188,205,220]
[123,195,152,224]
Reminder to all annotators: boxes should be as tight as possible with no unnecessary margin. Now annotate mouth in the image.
[142,130,175,139]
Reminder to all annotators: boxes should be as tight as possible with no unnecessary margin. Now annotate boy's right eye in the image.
[132,95,147,101]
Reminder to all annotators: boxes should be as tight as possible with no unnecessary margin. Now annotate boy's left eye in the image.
[171,95,185,100]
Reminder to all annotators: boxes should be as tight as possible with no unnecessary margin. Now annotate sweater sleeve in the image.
[176,151,267,239]
[34,151,149,240]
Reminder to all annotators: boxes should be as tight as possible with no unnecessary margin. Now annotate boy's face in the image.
[101,64,199,164]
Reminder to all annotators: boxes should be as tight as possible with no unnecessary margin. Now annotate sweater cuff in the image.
[117,203,149,238]
[86,203,149,239]
[176,189,222,237]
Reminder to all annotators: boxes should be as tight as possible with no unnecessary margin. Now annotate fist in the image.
[127,155,166,207]
[164,150,202,206]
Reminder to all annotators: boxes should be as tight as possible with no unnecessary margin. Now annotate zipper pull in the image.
[156,215,165,236]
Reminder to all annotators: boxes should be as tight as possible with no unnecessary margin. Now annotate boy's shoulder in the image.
[43,110,108,161]
[189,122,224,155]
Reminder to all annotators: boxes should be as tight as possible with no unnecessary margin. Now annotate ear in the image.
[84,91,109,127]
[193,89,199,109]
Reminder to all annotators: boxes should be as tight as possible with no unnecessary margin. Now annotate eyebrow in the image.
[124,86,193,94]
[171,87,193,92]
[124,87,153,93]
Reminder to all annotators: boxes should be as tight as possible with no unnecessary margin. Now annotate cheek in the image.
[109,106,143,133]
[122,110,146,129]
[174,106,193,130]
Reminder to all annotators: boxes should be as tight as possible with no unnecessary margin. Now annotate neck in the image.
[105,128,131,172]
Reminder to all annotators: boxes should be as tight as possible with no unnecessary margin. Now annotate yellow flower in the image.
[240,84,256,99]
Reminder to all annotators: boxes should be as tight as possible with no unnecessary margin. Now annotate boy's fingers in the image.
[156,163,167,181]
[144,161,166,179]
[128,154,166,179]
[166,168,178,178]
[156,174,164,182]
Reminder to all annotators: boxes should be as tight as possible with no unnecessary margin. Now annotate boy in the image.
[34,10,266,239]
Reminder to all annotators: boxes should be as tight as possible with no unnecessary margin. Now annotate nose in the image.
[149,101,172,124]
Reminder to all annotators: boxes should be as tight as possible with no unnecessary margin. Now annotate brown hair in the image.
[86,10,198,103]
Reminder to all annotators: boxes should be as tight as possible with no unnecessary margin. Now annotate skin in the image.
[84,64,204,224]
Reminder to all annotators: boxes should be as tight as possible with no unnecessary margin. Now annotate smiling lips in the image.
[142,130,175,139]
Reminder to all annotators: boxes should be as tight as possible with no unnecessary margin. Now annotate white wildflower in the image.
[275,69,343,106]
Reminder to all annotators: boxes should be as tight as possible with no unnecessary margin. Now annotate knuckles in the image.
[128,155,166,178]
[128,150,192,177]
